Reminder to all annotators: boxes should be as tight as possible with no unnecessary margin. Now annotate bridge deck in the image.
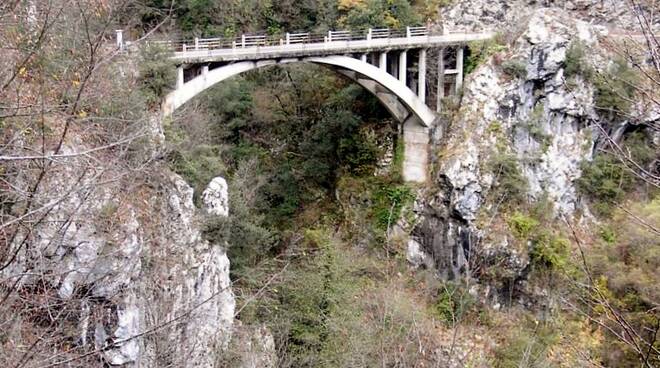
[165,30,494,64]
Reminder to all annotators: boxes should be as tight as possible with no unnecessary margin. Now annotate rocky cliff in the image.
[414,7,657,302]
[1,142,235,366]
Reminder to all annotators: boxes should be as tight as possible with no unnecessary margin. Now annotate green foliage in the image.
[432,282,476,325]
[599,226,617,244]
[337,128,381,176]
[564,41,593,80]
[501,59,527,79]
[488,152,529,205]
[465,36,507,75]
[507,212,570,271]
[593,57,639,117]
[259,162,304,224]
[575,131,655,217]
[272,228,359,366]
[530,232,570,270]
[339,0,421,29]
[137,43,175,107]
[372,182,414,231]
[507,212,539,239]
[201,159,277,274]
[577,154,631,215]
[494,320,560,368]
[587,199,660,367]
[390,137,405,181]
[203,79,255,143]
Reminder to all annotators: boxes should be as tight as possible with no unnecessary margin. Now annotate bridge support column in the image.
[398,51,407,86]
[456,46,464,93]
[202,65,209,82]
[402,115,429,183]
[436,48,445,112]
[418,49,427,104]
[176,66,184,89]
[379,52,387,71]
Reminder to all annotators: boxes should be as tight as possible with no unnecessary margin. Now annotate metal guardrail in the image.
[134,26,440,53]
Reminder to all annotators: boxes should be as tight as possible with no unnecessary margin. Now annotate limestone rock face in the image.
[202,176,230,217]
[232,324,278,368]
[416,9,603,287]
[442,0,645,32]
[406,238,435,269]
[1,146,235,367]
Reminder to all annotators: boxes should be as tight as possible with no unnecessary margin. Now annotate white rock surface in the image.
[202,176,230,217]
[1,150,236,367]
[442,0,648,32]
[236,325,278,368]
[406,238,434,268]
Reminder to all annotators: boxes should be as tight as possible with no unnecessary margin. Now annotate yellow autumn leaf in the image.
[18,67,27,77]
[78,110,87,118]
[72,80,80,87]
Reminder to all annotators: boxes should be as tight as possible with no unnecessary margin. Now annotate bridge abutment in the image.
[402,116,430,183]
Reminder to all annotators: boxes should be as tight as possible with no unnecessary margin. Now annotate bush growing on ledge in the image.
[507,212,539,239]
[530,231,570,270]
[372,181,414,231]
[432,282,476,326]
[501,59,527,79]
[488,152,529,205]
[593,57,638,117]
[465,35,507,75]
[564,41,593,80]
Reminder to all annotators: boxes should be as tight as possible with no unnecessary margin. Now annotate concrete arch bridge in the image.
[118,27,494,182]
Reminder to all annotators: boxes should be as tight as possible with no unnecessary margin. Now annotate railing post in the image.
[360,53,368,63]
[182,44,187,52]
[115,30,123,51]
[286,32,290,45]
[367,28,372,41]
[232,40,236,49]
[241,34,246,48]
[406,26,411,38]
[328,30,332,42]
[194,37,199,50]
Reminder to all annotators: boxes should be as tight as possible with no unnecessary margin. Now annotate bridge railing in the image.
[145,26,436,53]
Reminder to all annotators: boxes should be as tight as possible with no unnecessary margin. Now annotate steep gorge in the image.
[1,0,659,367]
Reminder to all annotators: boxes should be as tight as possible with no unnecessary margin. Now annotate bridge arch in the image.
[163,56,436,126]
[162,55,433,182]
